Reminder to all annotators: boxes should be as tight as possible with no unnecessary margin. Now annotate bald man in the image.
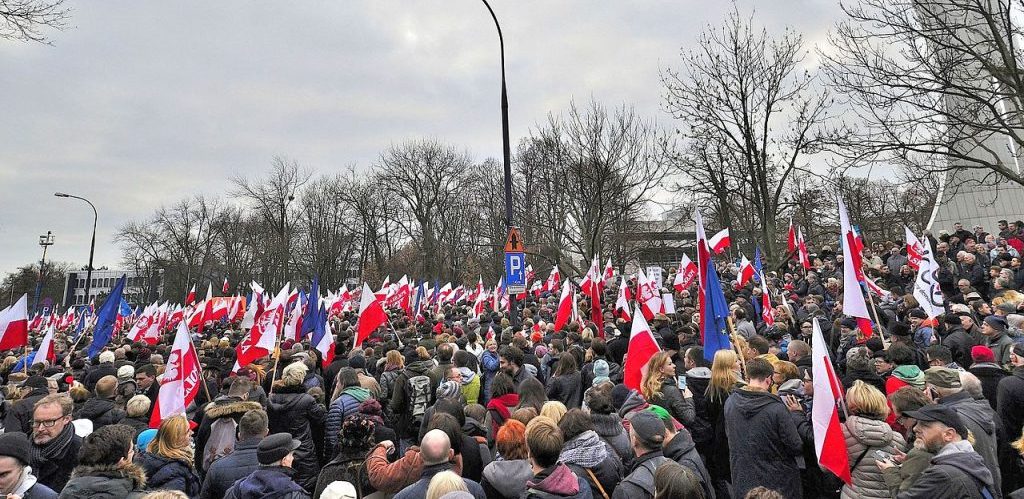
[394,429,486,499]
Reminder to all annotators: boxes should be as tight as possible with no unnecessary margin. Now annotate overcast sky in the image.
[0,0,842,277]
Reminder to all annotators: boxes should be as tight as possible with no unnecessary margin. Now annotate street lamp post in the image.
[33,231,55,314]
[54,192,98,308]
[480,0,519,326]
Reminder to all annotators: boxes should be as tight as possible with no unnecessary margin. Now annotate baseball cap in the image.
[903,404,968,439]
[629,410,666,447]
[257,432,302,465]
[924,367,962,389]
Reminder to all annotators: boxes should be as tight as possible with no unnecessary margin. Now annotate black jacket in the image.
[663,429,715,499]
[650,380,695,426]
[969,363,1008,411]
[135,451,201,498]
[997,367,1024,454]
[943,326,978,368]
[896,443,997,499]
[724,388,803,499]
[121,415,150,437]
[842,367,887,394]
[388,360,435,440]
[4,387,49,434]
[58,463,147,499]
[77,397,125,430]
[546,372,583,409]
[84,362,118,391]
[200,438,261,499]
[267,384,326,492]
[313,450,374,499]
[33,432,82,493]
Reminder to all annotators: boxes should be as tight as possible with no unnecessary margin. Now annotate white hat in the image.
[320,481,357,499]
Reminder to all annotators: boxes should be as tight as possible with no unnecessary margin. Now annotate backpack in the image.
[203,417,238,470]
[406,374,432,425]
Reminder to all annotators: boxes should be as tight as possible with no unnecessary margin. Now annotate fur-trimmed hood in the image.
[204,398,263,419]
[63,462,147,498]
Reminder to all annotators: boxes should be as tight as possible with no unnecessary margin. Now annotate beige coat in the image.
[840,415,907,499]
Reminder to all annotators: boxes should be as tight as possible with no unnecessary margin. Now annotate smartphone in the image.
[677,375,687,391]
[874,450,891,461]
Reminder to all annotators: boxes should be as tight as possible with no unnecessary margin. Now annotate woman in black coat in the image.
[136,416,202,498]
[545,354,584,409]
[641,352,695,426]
[268,362,327,493]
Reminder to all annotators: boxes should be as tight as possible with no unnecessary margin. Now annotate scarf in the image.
[558,430,608,468]
[342,386,372,403]
[487,393,520,420]
[30,424,75,464]
[13,466,38,497]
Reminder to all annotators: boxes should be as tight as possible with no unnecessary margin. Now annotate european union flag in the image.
[88,275,126,358]
[301,276,320,337]
[703,260,733,362]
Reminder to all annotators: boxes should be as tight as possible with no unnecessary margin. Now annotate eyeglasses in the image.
[32,416,66,428]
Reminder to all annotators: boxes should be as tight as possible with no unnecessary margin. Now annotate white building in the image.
[61,269,162,307]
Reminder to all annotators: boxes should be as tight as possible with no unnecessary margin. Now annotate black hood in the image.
[933,446,995,487]
[728,388,783,417]
[79,397,117,419]
[663,428,697,461]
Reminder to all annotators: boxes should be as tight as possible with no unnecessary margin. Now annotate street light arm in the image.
[54,192,99,307]
[480,0,505,72]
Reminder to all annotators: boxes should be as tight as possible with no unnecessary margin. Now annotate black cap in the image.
[840,317,858,330]
[903,405,968,439]
[257,432,301,465]
[19,375,48,390]
[0,432,31,464]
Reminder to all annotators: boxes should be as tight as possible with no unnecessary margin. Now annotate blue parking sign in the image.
[505,252,526,294]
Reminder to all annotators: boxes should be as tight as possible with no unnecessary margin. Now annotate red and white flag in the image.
[798,228,812,270]
[36,325,56,365]
[0,294,29,351]
[150,322,202,428]
[905,226,924,270]
[222,277,229,294]
[738,255,755,287]
[355,282,387,348]
[603,258,615,284]
[673,254,698,292]
[615,275,632,322]
[580,256,603,327]
[811,317,852,484]
[196,284,215,334]
[838,196,873,337]
[635,268,662,321]
[695,210,712,340]
[185,285,196,306]
[127,304,159,345]
[282,293,304,342]
[623,304,662,391]
[234,284,290,371]
[545,266,561,293]
[553,281,576,332]
[472,278,486,319]
[759,273,774,327]
[787,218,797,255]
[709,228,731,254]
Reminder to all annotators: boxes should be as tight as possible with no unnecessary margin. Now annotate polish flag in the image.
[282,293,304,342]
[196,284,215,334]
[221,277,229,294]
[355,283,387,348]
[709,228,731,254]
[126,304,157,344]
[694,210,712,341]
[553,281,576,332]
[529,280,544,298]
[759,273,775,327]
[545,266,561,293]
[905,226,924,270]
[167,305,185,330]
[185,285,196,306]
[150,322,202,428]
[615,275,632,321]
[311,305,335,367]
[738,255,755,287]
[0,294,29,351]
[787,218,797,254]
[811,317,852,484]
[36,325,57,365]
[635,268,662,321]
[603,258,615,284]
[234,285,289,371]
[798,228,812,270]
[838,196,873,337]
[580,256,603,327]
[472,278,486,319]
[673,254,698,292]
[865,277,892,299]
[623,304,662,391]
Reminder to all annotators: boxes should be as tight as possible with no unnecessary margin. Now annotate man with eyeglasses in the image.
[28,394,81,492]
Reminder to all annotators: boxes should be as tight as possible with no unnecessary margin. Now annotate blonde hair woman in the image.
[426,470,469,499]
[539,400,567,423]
[705,349,742,489]
[641,351,695,426]
[841,380,907,499]
[137,415,201,496]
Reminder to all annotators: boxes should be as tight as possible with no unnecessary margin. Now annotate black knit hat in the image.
[0,432,31,465]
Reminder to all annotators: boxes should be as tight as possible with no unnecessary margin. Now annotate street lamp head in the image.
[54,192,69,197]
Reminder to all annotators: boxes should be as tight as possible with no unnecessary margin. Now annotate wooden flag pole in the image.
[726,316,749,381]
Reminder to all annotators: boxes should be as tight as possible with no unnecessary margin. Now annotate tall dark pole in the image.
[55,192,98,309]
[33,231,55,314]
[481,0,519,326]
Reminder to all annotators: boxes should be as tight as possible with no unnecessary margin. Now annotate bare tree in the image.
[823,0,1024,189]
[0,0,68,43]
[663,5,841,263]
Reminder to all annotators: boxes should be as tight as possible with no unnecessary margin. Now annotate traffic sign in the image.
[505,252,527,294]
[504,227,524,253]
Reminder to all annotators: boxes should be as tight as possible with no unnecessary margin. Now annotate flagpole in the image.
[186,330,213,403]
[725,316,749,381]
[862,283,889,347]
[266,318,285,396]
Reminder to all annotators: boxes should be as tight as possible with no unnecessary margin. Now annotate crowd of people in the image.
[1,219,1024,499]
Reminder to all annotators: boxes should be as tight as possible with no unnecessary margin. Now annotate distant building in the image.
[62,269,163,307]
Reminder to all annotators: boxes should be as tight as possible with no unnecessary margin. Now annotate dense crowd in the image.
[2,219,1024,499]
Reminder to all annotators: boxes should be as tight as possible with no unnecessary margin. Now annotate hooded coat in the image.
[224,466,310,499]
[546,371,583,409]
[938,391,1003,497]
[968,362,1008,410]
[590,412,633,467]
[267,383,326,492]
[662,428,714,499]
[135,451,201,498]
[76,397,126,430]
[894,440,997,499]
[480,350,500,405]
[525,463,594,499]
[839,415,908,499]
[389,359,436,440]
[325,386,371,451]
[200,437,261,499]
[560,430,623,497]
[58,463,147,499]
[481,459,534,499]
[194,397,262,473]
[724,388,804,499]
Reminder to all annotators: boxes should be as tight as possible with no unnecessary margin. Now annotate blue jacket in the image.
[200,438,261,499]
[480,350,500,404]
[136,452,201,498]
[394,463,486,499]
[325,390,368,451]
[224,466,310,499]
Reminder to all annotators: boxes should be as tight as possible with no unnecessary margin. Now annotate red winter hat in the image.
[971,345,995,363]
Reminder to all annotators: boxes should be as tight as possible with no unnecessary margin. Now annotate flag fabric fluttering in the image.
[797,228,812,270]
[150,322,202,428]
[738,255,755,287]
[838,196,873,337]
[811,317,853,485]
[673,254,698,292]
[787,218,797,254]
[695,210,712,341]
[311,304,335,367]
[709,228,731,254]
[222,276,229,294]
[355,283,387,348]
[553,281,575,332]
[912,237,946,318]
[234,285,289,372]
[88,275,127,358]
[615,275,632,322]
[905,226,924,270]
[623,304,661,391]
[36,325,57,365]
[0,294,29,351]
[702,260,733,362]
